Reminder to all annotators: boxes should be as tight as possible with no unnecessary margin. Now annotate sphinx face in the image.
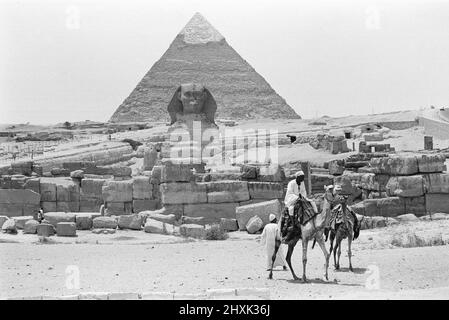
[179,84,207,114]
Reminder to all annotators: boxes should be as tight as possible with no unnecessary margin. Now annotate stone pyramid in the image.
[110,13,300,123]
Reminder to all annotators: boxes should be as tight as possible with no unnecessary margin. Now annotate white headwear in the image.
[269,214,276,222]
[295,170,305,177]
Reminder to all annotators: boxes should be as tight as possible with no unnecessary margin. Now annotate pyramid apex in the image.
[179,12,224,44]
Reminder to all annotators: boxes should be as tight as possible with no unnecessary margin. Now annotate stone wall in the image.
[338,154,449,217]
[153,162,285,225]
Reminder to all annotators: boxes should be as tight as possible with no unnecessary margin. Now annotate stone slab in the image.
[235,199,282,231]
[183,203,238,224]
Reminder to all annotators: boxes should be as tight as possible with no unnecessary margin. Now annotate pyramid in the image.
[110,13,301,123]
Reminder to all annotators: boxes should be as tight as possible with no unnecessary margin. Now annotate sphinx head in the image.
[178,83,207,114]
[167,83,217,125]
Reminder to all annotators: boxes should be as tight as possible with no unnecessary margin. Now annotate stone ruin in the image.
[323,153,449,228]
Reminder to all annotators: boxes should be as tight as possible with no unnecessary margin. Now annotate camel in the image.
[327,200,362,271]
[268,196,331,282]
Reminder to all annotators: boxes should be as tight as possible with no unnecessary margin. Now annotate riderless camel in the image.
[268,195,331,282]
[327,199,362,271]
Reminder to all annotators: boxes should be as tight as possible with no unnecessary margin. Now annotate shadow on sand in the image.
[333,267,368,274]
[285,277,363,287]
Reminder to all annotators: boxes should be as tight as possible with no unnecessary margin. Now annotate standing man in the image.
[260,214,287,271]
[284,170,317,216]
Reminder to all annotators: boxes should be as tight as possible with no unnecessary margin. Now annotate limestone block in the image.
[56,201,80,212]
[417,154,446,173]
[235,199,282,231]
[56,222,77,237]
[246,216,263,234]
[12,216,34,229]
[140,212,177,225]
[239,199,270,206]
[79,198,103,212]
[425,193,449,214]
[0,215,9,229]
[10,161,33,176]
[248,182,284,200]
[241,165,258,179]
[311,174,334,193]
[110,166,132,177]
[182,216,207,226]
[423,173,449,194]
[159,182,207,205]
[132,199,159,213]
[386,175,424,197]
[183,203,238,224]
[363,199,379,217]
[179,224,205,239]
[328,159,345,175]
[81,179,106,198]
[144,218,175,235]
[360,173,389,191]
[37,223,55,237]
[160,162,193,183]
[377,197,406,217]
[43,212,76,227]
[102,180,133,202]
[105,202,125,215]
[75,215,93,230]
[92,216,118,229]
[40,180,57,202]
[205,181,249,203]
[56,180,80,202]
[118,214,143,230]
[219,218,238,231]
[41,201,57,212]
[370,156,418,175]
[404,196,426,216]
[1,219,17,233]
[0,203,23,217]
[132,176,153,200]
[150,166,163,184]
[0,189,40,205]
[23,178,40,194]
[24,219,39,234]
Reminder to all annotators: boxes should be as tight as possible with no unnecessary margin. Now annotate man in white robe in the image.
[260,214,287,271]
[284,171,317,216]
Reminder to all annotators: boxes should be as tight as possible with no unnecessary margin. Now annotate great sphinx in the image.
[166,83,219,162]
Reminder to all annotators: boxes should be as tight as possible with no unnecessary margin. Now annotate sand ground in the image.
[1,220,449,300]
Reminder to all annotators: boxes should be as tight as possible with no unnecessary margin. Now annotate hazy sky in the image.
[1,0,449,124]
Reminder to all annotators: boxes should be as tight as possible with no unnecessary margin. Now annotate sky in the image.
[1,0,449,124]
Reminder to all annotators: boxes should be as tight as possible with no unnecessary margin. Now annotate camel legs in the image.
[286,242,300,281]
[347,235,353,272]
[302,239,308,283]
[268,238,281,279]
[333,238,340,270]
[336,239,342,270]
[315,233,330,281]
